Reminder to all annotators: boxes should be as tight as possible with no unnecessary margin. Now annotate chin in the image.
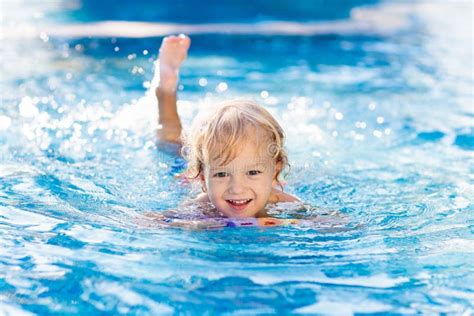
[221,207,261,218]
[229,211,257,218]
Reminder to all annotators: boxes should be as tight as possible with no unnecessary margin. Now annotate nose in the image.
[228,175,247,194]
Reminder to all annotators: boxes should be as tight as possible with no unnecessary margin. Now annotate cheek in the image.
[206,178,226,198]
[252,175,274,197]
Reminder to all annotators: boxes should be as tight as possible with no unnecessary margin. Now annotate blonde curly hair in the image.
[181,99,289,186]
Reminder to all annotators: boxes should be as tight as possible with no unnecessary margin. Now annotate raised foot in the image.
[156,34,191,92]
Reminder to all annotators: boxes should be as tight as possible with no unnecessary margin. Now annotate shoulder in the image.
[178,193,210,207]
[270,188,300,203]
[182,193,215,214]
[194,193,210,203]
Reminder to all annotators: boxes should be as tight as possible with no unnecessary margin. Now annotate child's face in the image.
[201,140,279,218]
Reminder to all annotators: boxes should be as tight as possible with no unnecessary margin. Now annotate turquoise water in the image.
[1,0,473,314]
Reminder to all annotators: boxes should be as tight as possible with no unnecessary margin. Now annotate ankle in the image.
[158,70,179,92]
[158,83,177,93]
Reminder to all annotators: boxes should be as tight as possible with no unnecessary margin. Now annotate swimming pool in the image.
[1,0,473,314]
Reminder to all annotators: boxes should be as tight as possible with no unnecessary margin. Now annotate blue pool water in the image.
[1,0,473,314]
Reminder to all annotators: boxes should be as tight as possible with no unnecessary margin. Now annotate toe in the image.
[164,35,180,43]
[179,35,191,48]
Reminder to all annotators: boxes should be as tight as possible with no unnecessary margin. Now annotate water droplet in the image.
[131,66,144,75]
[0,115,12,131]
[19,97,39,117]
[144,141,155,150]
[39,32,49,42]
[373,130,383,138]
[355,134,365,141]
[198,78,208,87]
[335,112,344,120]
[216,82,228,93]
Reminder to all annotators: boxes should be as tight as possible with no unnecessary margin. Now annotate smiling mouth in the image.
[226,199,252,210]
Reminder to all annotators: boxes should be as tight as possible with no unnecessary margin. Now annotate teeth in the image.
[229,199,251,205]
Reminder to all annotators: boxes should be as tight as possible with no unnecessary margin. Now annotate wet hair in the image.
[181,99,289,186]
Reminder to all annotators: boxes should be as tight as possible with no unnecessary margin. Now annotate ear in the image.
[199,173,207,192]
[272,160,282,184]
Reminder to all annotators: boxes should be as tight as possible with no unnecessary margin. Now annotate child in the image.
[154,34,300,224]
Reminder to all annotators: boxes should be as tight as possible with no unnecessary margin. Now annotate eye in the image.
[213,172,228,178]
[247,170,262,176]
